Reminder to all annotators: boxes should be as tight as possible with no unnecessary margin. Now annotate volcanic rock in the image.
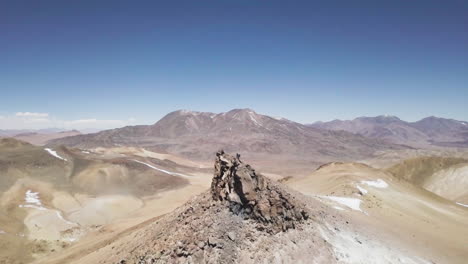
[211,150,308,232]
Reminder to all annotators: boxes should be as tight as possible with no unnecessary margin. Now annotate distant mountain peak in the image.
[354,115,402,124]
[309,114,468,148]
[172,109,207,116]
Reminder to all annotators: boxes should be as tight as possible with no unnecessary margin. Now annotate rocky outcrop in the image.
[211,150,308,232]
[110,151,314,264]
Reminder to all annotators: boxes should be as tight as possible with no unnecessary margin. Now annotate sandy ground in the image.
[423,163,468,203]
[34,175,211,264]
[288,162,468,264]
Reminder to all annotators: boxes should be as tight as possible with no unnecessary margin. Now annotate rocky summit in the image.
[211,150,308,233]
[102,151,320,264]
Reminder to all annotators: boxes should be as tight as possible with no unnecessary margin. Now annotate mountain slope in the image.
[309,116,468,148]
[40,151,446,264]
[0,139,201,263]
[11,130,81,145]
[286,161,468,264]
[386,156,468,203]
[48,109,406,166]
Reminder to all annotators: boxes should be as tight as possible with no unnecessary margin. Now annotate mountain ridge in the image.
[47,109,405,168]
[309,115,468,148]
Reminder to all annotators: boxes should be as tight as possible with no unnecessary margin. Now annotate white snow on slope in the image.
[44,148,67,161]
[55,211,77,225]
[456,202,468,208]
[132,160,191,178]
[356,185,368,195]
[319,223,431,264]
[361,179,388,188]
[333,206,345,211]
[19,190,46,210]
[322,196,364,212]
[248,112,261,126]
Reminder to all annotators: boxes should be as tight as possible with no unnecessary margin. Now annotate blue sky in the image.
[1,0,467,129]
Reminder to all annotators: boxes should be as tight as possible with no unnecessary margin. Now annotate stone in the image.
[211,150,308,233]
[227,232,236,241]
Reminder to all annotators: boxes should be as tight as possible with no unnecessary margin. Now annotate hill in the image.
[309,116,468,148]
[287,161,468,264]
[0,139,208,263]
[386,156,468,203]
[12,130,81,145]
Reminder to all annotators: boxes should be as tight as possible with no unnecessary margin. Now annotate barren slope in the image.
[287,162,468,264]
[40,152,449,264]
[0,139,210,263]
[310,115,468,148]
[386,156,468,203]
[48,109,406,170]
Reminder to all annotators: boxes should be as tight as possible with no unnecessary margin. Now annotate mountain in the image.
[0,129,82,146]
[47,109,406,168]
[10,130,82,145]
[309,115,468,148]
[0,128,67,136]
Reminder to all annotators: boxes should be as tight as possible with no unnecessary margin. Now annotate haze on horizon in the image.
[2,0,467,130]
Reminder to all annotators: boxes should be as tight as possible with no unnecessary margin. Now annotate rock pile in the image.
[211,150,308,232]
[116,151,312,263]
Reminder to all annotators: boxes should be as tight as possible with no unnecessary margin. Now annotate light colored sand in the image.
[423,163,468,202]
[67,195,143,226]
[23,207,78,241]
[288,162,468,264]
[35,181,211,264]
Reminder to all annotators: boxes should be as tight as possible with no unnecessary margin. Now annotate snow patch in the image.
[333,206,345,211]
[55,211,76,226]
[356,185,368,195]
[19,190,46,210]
[249,112,261,126]
[361,179,388,188]
[44,148,67,161]
[132,160,191,178]
[0,230,5,234]
[322,196,364,213]
[81,150,90,154]
[319,223,431,264]
[456,202,468,208]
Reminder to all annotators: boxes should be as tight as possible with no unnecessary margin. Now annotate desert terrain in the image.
[0,110,467,264]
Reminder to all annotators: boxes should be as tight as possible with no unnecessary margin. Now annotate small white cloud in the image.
[16,112,49,118]
[29,118,50,123]
[63,118,133,129]
[0,113,136,131]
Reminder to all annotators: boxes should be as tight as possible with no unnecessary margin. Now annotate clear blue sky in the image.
[1,0,467,129]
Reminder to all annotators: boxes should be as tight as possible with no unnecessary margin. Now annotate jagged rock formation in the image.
[211,150,308,232]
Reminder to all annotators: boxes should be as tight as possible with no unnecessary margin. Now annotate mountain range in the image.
[0,129,81,145]
[47,109,405,168]
[309,115,468,148]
